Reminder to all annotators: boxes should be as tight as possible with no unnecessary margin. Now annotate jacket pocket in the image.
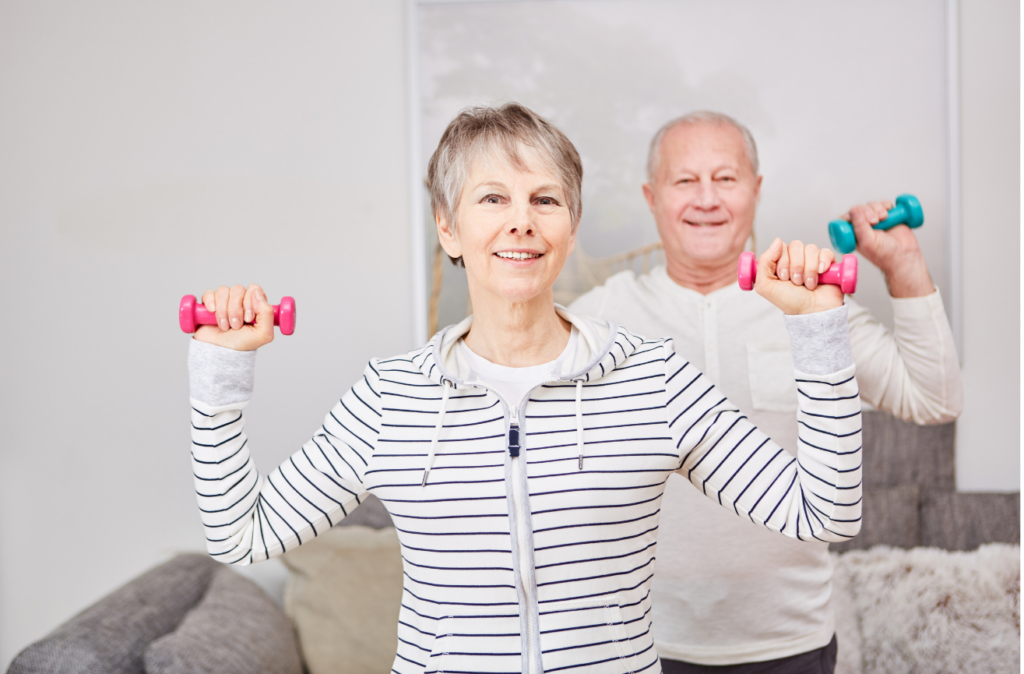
[539,598,638,674]
[747,342,798,412]
[425,613,522,674]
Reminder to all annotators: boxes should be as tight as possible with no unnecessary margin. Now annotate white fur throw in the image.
[831,544,1020,674]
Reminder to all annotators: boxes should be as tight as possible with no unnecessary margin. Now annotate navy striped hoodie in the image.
[188,306,862,674]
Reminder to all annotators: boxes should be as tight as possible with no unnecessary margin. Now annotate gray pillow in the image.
[144,566,302,674]
[8,554,218,674]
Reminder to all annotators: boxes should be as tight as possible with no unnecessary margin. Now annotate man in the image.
[570,111,962,673]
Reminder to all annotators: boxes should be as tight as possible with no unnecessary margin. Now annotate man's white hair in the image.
[646,111,760,182]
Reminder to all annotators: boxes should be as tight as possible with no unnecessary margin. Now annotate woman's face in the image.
[438,147,576,307]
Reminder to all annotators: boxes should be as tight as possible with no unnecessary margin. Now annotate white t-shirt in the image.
[459,328,579,413]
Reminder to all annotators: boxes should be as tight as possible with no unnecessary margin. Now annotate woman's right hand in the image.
[193,284,275,351]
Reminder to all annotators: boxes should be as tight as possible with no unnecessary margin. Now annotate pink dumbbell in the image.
[179,295,296,335]
[737,251,858,294]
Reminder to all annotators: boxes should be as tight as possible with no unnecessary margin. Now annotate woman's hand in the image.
[192,284,275,351]
[755,239,844,315]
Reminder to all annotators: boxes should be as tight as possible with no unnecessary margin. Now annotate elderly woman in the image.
[187,103,861,674]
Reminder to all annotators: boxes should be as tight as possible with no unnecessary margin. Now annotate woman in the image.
[188,103,861,674]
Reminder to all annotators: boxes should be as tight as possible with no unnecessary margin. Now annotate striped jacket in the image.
[188,307,862,674]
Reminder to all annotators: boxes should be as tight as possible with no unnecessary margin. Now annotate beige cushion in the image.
[282,526,403,674]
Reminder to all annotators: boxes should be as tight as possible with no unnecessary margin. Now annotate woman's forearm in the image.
[669,307,863,542]
[189,340,376,564]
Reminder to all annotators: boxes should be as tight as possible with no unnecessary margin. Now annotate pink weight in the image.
[737,251,858,294]
[179,295,297,335]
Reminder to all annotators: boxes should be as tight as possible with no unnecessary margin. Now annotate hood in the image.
[416,306,634,389]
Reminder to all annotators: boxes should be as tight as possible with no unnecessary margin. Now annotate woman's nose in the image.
[506,203,535,236]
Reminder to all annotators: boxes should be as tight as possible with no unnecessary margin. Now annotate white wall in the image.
[954,0,1021,491]
[0,0,412,666]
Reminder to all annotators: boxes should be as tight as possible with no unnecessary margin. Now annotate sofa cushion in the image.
[836,543,1020,674]
[920,492,1021,551]
[144,566,302,674]
[282,525,403,674]
[860,411,955,490]
[831,484,921,552]
[8,554,218,674]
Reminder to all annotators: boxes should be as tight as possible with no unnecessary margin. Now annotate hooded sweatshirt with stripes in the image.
[188,305,862,674]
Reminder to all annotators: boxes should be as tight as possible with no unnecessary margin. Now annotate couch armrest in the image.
[8,554,218,674]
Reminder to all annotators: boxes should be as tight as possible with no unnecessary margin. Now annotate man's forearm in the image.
[883,250,935,298]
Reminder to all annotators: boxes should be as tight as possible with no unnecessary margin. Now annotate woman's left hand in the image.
[755,238,844,315]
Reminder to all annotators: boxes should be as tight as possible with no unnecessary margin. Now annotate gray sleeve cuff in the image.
[188,339,256,406]
[784,305,853,375]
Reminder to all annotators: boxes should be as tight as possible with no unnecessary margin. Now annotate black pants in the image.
[659,635,838,674]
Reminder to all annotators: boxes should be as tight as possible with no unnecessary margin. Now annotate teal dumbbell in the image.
[828,194,924,255]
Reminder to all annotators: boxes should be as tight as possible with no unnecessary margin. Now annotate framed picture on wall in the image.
[406,0,960,344]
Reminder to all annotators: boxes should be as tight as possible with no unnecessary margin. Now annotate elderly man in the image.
[570,111,962,673]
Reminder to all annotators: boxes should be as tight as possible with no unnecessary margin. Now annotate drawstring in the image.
[422,380,452,487]
[575,380,585,470]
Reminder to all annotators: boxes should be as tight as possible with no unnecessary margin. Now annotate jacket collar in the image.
[416,305,638,389]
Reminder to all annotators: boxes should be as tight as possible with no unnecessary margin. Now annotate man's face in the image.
[643,122,761,270]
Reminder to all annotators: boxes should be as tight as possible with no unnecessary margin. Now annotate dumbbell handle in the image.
[829,194,923,254]
[737,251,858,294]
[179,295,296,335]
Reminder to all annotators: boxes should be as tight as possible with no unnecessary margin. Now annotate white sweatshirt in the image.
[188,306,863,674]
[570,268,962,665]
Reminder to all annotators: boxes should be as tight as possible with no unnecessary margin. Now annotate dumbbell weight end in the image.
[179,295,297,335]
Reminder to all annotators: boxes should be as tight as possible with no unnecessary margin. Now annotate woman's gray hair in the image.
[427,103,583,266]
[646,111,760,182]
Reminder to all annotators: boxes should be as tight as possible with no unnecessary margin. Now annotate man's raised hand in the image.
[842,199,934,297]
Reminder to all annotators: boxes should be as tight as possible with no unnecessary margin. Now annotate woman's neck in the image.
[463,288,571,368]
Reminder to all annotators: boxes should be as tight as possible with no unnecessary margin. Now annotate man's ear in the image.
[642,183,657,213]
[435,212,462,259]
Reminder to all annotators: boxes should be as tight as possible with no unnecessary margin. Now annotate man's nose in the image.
[694,180,721,209]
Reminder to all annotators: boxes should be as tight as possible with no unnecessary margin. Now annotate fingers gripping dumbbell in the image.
[179,295,297,335]
[737,251,858,294]
[828,194,924,255]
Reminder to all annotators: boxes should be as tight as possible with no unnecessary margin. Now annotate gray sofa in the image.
[8,412,1019,674]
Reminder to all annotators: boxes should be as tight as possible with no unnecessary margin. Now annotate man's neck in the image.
[463,288,571,368]
[664,255,739,295]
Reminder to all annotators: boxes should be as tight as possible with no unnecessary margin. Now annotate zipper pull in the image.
[508,423,520,457]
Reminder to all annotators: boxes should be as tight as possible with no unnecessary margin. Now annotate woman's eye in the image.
[483,195,501,204]
[537,197,557,206]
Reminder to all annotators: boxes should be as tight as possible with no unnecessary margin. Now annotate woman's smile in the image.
[494,249,544,265]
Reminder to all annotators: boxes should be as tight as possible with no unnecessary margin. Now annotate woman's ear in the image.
[435,212,462,260]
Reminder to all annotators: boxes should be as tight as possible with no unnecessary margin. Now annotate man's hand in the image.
[193,284,276,351]
[839,200,934,298]
[755,239,844,315]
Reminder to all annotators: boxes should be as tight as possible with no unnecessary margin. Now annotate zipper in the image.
[508,407,539,674]
[467,380,556,674]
